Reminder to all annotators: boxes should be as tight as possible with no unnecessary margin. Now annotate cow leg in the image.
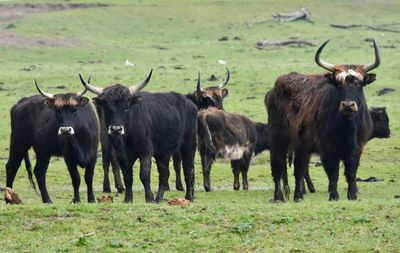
[110,153,124,193]
[155,155,170,203]
[321,154,340,201]
[344,156,360,201]
[33,155,52,203]
[173,152,184,191]
[293,151,310,202]
[269,139,288,203]
[140,155,154,203]
[201,154,214,192]
[101,147,112,193]
[65,160,81,203]
[115,154,135,203]
[304,168,316,193]
[181,136,196,201]
[230,160,241,191]
[6,144,30,188]
[241,155,251,191]
[84,158,96,203]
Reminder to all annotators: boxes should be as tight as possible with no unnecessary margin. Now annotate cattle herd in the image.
[5,39,391,204]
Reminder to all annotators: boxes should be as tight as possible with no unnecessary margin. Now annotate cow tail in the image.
[197,115,216,159]
[24,153,38,195]
[282,165,290,200]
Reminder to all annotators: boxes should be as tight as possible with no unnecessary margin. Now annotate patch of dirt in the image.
[0,3,110,47]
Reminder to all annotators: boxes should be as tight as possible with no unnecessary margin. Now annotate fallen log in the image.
[256,39,316,50]
[330,23,400,33]
[273,8,313,23]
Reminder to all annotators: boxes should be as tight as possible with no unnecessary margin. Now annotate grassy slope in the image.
[0,0,399,252]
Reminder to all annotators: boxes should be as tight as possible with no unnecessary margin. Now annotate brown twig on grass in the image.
[273,8,313,23]
[330,23,400,33]
[256,39,316,50]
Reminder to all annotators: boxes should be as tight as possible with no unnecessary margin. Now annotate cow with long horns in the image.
[101,68,230,193]
[79,71,197,203]
[265,39,380,202]
[6,78,99,203]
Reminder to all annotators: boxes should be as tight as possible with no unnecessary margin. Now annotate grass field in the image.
[0,0,399,252]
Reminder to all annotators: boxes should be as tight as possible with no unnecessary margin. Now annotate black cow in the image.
[299,106,391,193]
[265,39,380,202]
[101,69,230,193]
[79,71,197,203]
[197,108,269,191]
[6,79,99,203]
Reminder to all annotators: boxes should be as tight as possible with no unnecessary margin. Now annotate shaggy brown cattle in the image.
[265,39,380,202]
[197,108,269,191]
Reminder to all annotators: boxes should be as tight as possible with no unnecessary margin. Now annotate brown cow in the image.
[265,39,380,202]
[197,108,269,191]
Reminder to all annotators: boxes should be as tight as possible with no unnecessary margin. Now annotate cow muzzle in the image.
[339,101,358,116]
[58,126,75,136]
[108,125,125,135]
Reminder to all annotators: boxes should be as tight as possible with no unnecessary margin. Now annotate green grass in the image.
[0,0,399,252]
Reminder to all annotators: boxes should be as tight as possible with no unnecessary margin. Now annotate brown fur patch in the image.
[54,97,78,107]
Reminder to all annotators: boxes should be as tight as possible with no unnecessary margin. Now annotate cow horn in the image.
[197,72,204,92]
[76,75,90,97]
[363,39,380,72]
[218,67,230,89]
[79,74,104,95]
[315,39,335,72]
[129,69,152,95]
[34,79,54,99]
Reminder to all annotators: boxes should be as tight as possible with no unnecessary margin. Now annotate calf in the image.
[197,108,269,191]
[6,79,98,203]
[80,71,197,203]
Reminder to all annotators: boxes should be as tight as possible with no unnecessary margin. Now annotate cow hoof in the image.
[233,187,240,191]
[185,195,194,202]
[329,196,339,201]
[88,196,96,203]
[243,187,249,191]
[269,198,284,204]
[204,187,212,192]
[164,185,171,191]
[124,197,133,203]
[155,197,163,203]
[294,197,303,203]
[145,197,155,203]
[116,187,125,193]
[103,187,111,193]
[309,188,316,193]
[176,185,185,192]
[347,194,358,201]
[72,198,81,204]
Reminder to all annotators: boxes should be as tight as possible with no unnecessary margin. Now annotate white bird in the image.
[218,59,227,65]
[125,59,135,67]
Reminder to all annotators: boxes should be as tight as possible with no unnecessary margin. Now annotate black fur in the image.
[6,94,99,203]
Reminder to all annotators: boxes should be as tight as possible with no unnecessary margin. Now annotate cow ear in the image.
[131,95,142,105]
[92,97,101,106]
[221,89,228,98]
[324,72,337,85]
[78,97,89,106]
[43,98,55,109]
[363,73,376,86]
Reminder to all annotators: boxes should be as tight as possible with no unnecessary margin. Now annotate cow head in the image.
[315,39,380,117]
[35,79,90,136]
[370,107,390,138]
[79,70,152,136]
[192,67,230,110]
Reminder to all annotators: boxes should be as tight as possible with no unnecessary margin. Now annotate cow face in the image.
[79,70,152,136]
[193,68,230,110]
[370,107,390,138]
[92,85,142,135]
[35,80,89,136]
[315,39,380,117]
